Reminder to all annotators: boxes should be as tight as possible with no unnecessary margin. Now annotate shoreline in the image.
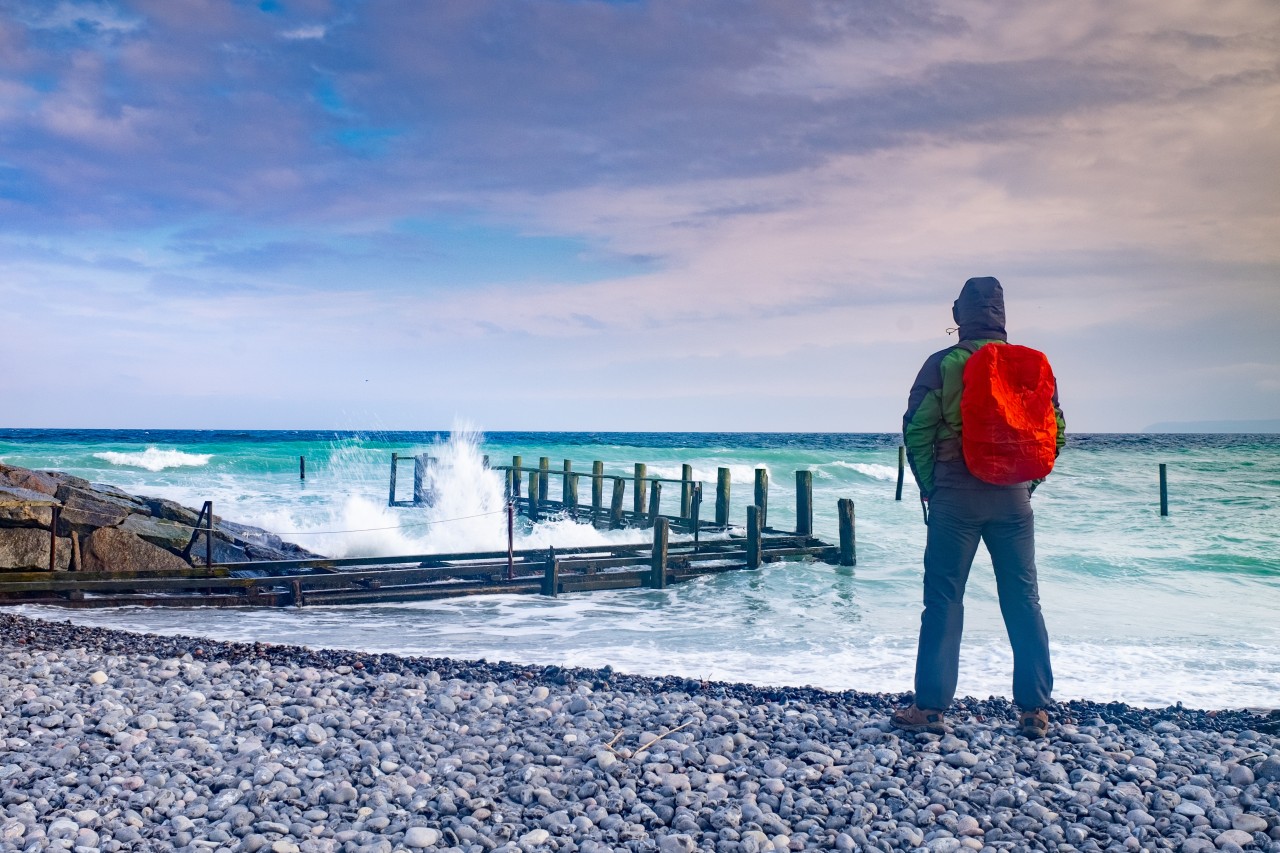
[2,613,1278,853]
[4,612,1278,728]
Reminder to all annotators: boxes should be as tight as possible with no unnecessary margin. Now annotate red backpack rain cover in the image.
[960,343,1058,485]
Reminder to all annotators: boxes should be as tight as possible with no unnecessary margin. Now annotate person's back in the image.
[893,276,1065,737]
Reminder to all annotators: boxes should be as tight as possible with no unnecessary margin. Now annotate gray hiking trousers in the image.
[913,486,1053,710]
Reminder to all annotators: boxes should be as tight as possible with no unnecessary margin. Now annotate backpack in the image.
[960,342,1058,485]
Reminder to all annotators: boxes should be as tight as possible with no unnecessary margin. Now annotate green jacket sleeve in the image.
[903,352,947,496]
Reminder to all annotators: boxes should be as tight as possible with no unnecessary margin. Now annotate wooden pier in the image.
[0,530,839,609]
[0,453,857,609]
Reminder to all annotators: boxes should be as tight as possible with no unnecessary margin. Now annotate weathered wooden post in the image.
[528,471,540,520]
[746,505,761,569]
[633,463,647,519]
[567,473,580,518]
[49,506,60,572]
[300,456,306,480]
[1159,463,1168,516]
[896,446,905,501]
[592,461,604,523]
[838,498,856,566]
[690,483,703,544]
[539,457,550,503]
[482,455,490,468]
[609,478,625,529]
[512,455,523,498]
[715,467,731,527]
[388,453,399,506]
[506,502,515,580]
[680,463,693,519]
[645,481,661,529]
[754,468,769,530]
[795,470,813,536]
[205,501,213,567]
[504,468,514,500]
[562,459,573,505]
[542,546,558,596]
[413,454,428,505]
[291,579,304,608]
[650,518,669,589]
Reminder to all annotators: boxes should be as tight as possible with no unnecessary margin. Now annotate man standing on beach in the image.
[893,276,1065,737]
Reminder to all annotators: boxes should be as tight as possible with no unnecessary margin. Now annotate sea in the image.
[1,428,1277,710]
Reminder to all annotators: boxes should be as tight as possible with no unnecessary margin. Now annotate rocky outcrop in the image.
[0,528,72,571]
[0,462,320,572]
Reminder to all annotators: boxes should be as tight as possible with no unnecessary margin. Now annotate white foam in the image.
[93,447,212,472]
[831,461,898,481]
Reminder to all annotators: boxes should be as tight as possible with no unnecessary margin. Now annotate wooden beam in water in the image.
[592,461,604,523]
[512,455,523,497]
[650,517,669,589]
[795,470,813,536]
[528,471,540,520]
[680,463,693,519]
[610,478,625,529]
[633,463,647,518]
[838,498,856,567]
[645,481,661,529]
[388,453,399,506]
[754,468,769,530]
[1162,461,1172,514]
[715,468,731,527]
[747,505,761,569]
[542,547,558,596]
[896,446,906,501]
[539,458,550,503]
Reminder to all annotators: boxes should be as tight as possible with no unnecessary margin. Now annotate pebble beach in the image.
[1,613,1278,853]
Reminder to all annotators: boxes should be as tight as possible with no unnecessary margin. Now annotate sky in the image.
[0,0,1277,432]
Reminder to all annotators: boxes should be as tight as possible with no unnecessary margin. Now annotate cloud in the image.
[0,0,1277,429]
[281,24,326,41]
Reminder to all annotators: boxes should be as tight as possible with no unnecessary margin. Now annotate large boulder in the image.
[0,528,72,571]
[55,485,145,533]
[142,496,201,527]
[0,464,60,497]
[82,528,190,572]
[186,534,250,566]
[0,486,59,528]
[119,513,194,554]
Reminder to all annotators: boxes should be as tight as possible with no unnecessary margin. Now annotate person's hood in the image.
[952,276,1007,341]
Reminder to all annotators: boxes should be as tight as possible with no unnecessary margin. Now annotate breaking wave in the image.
[93,447,212,472]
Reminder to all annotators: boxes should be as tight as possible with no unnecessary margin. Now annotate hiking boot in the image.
[1018,708,1049,739]
[891,705,946,734]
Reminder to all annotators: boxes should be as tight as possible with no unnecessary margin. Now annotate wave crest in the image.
[93,447,212,472]
[831,461,898,481]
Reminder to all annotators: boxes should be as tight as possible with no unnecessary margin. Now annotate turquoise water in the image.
[2,428,1277,709]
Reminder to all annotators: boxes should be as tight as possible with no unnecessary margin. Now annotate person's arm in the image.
[903,356,944,497]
